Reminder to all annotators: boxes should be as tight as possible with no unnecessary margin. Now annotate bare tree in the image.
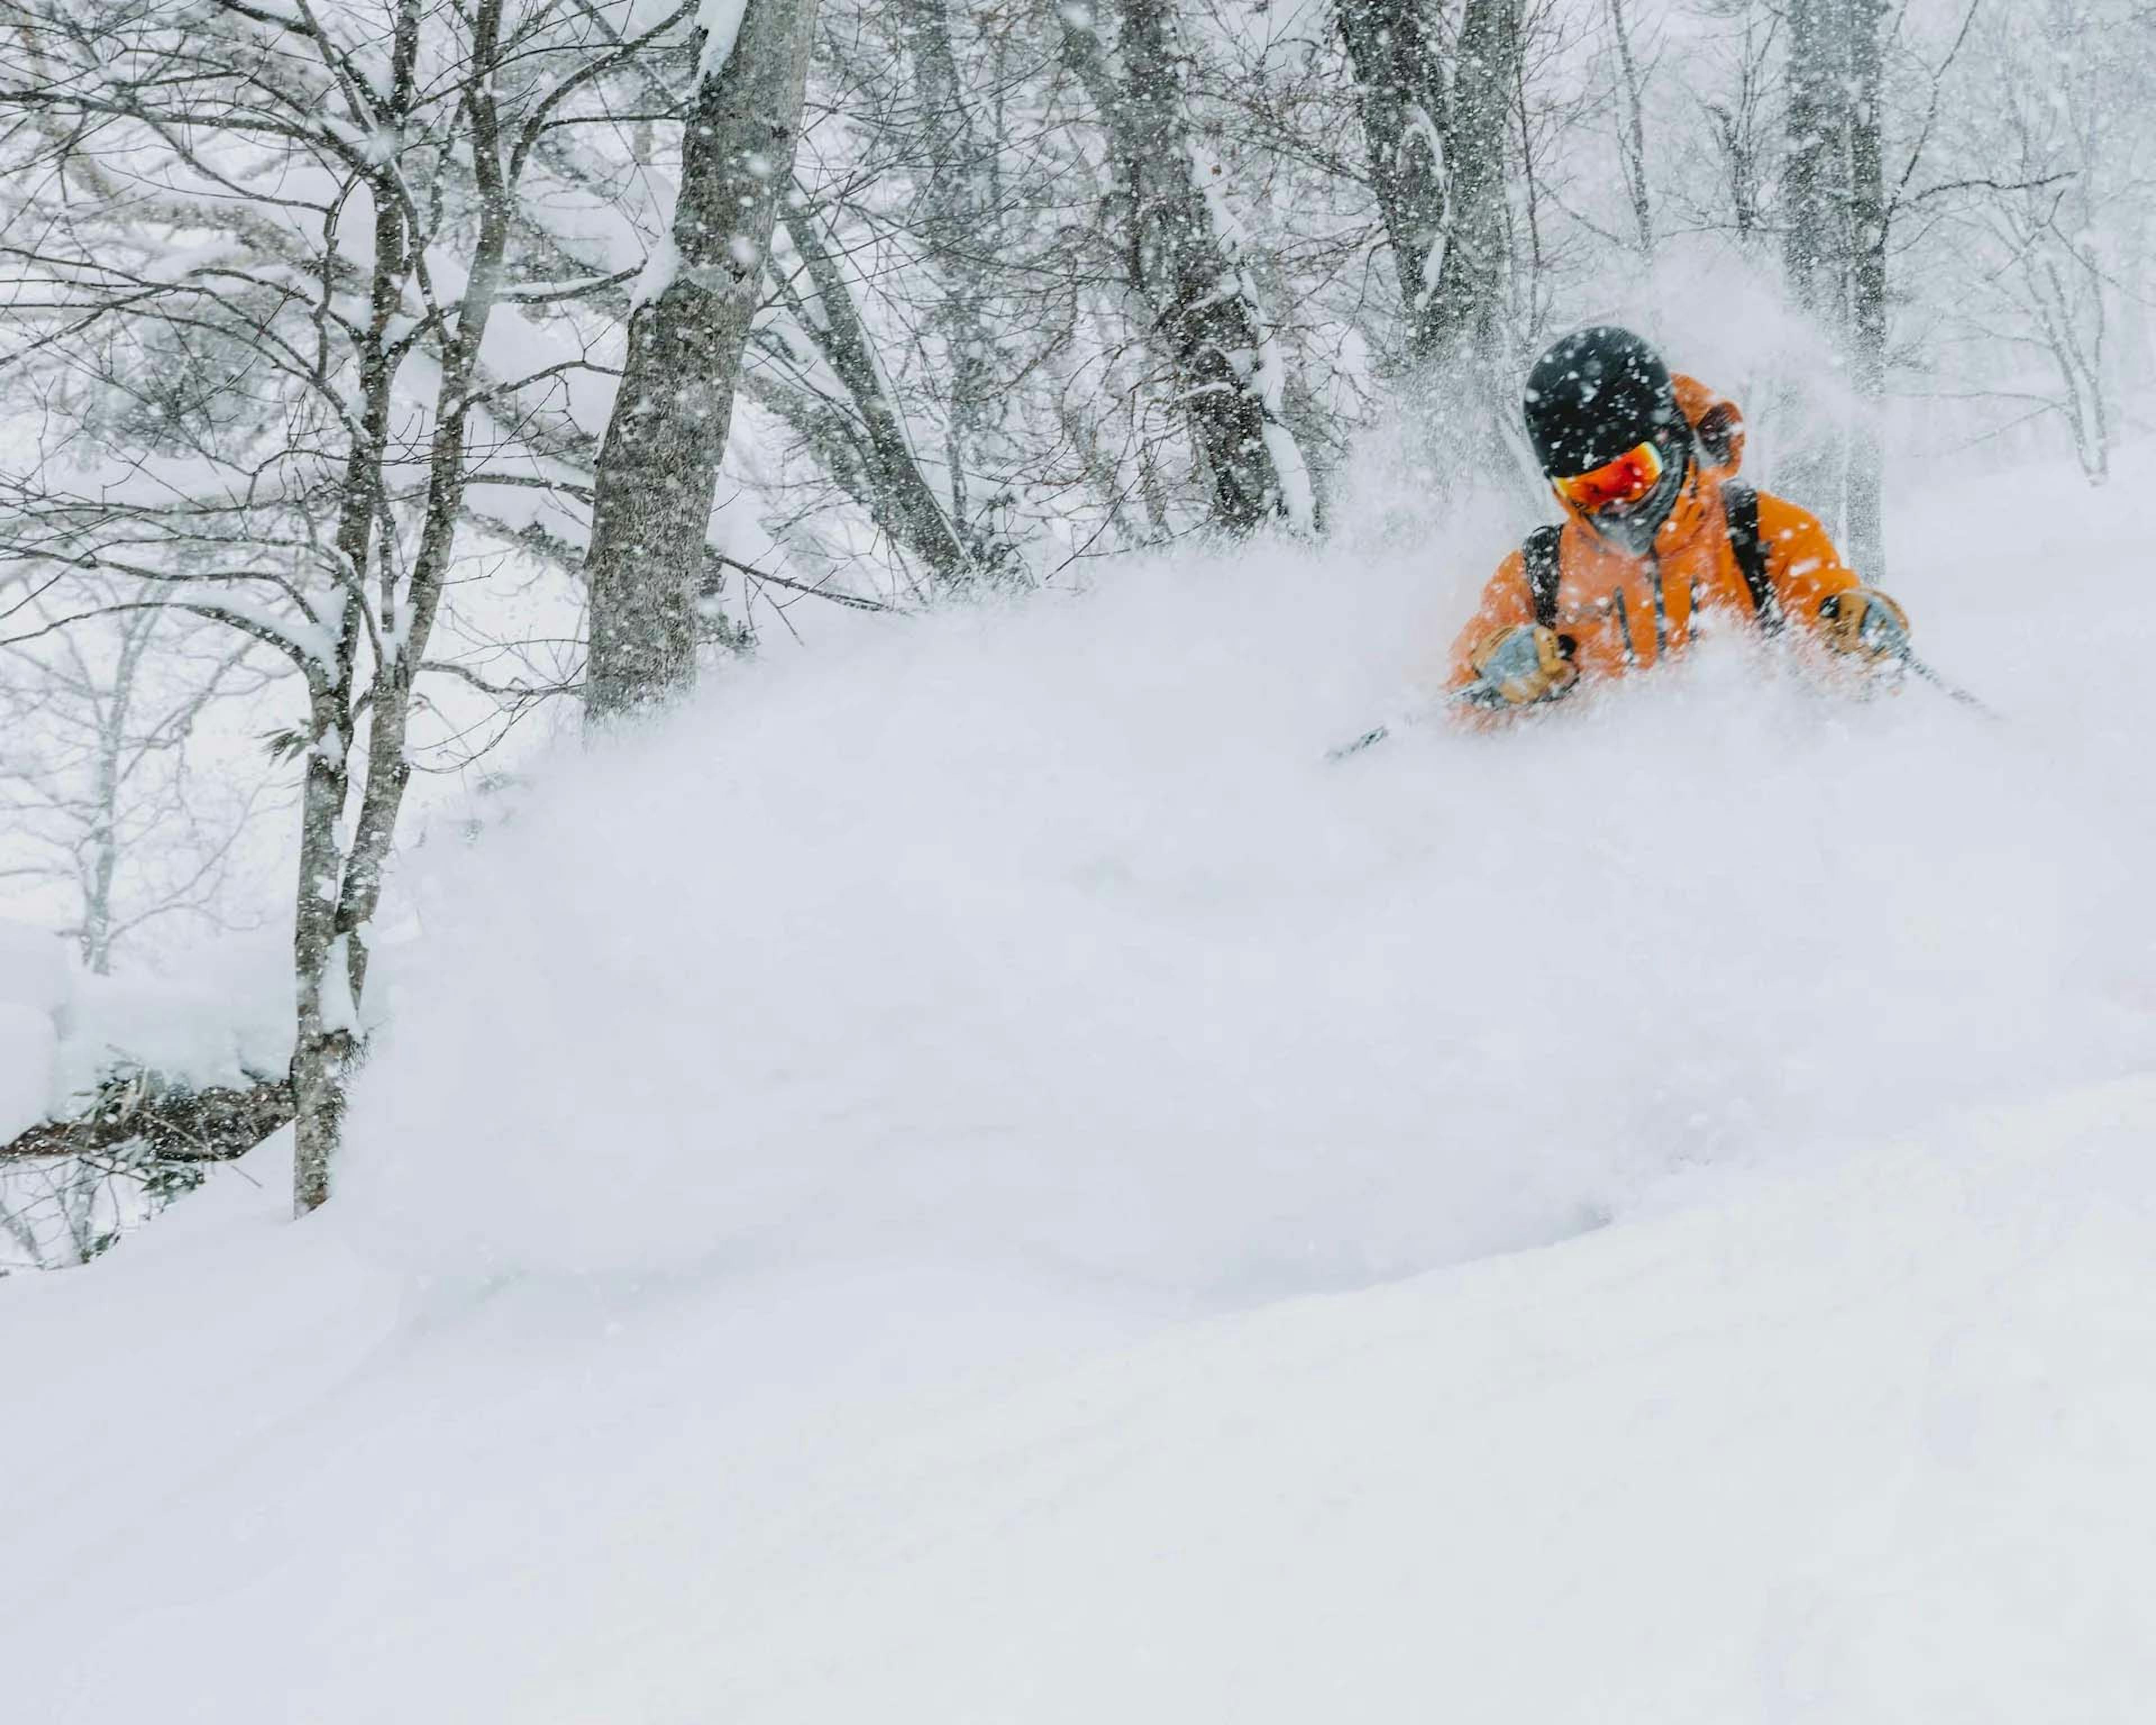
[1606,0,1655,257]
[1778,0,1852,524]
[1778,0,1920,577]
[764,195,980,586]
[1697,5,1779,247]
[1057,0,1314,533]
[1336,0,1452,358]
[582,0,822,717]
[1336,0,1521,374]
[1926,0,2154,483]
[0,0,692,1211]
[1435,0,1522,374]
[0,592,275,971]
[1778,0,2036,576]
[896,0,1017,575]
[1841,0,1890,579]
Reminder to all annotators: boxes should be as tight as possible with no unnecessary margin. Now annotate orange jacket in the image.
[1446,376,1863,691]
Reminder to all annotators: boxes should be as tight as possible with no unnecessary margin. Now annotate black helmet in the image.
[1523,325,1685,478]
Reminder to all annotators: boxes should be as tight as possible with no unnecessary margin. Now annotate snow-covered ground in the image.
[4,444,2153,1720]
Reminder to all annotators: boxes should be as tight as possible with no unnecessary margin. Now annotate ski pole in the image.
[1899,650,2002,721]
[1326,723,1395,762]
[1326,685,1478,762]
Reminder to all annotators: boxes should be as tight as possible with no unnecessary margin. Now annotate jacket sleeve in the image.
[1444,549,1536,691]
[1757,491,1862,632]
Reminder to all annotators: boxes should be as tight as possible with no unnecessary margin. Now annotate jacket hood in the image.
[1671,373,1746,483]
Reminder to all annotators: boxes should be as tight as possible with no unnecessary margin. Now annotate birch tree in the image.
[0,591,273,972]
[0,0,693,1210]
[1930,0,2155,483]
[1779,0,1912,577]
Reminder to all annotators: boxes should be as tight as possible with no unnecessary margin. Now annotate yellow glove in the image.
[1467,623,1578,707]
[1816,587,1911,661]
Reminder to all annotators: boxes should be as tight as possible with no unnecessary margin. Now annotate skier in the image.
[1447,325,1913,711]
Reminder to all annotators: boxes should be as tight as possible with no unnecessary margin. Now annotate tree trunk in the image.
[1336,0,1451,359]
[773,200,976,585]
[290,194,396,1217]
[1782,0,1843,323]
[1064,0,1313,532]
[1780,0,1854,538]
[1843,0,1889,580]
[902,0,1013,576]
[2032,251,2111,485]
[1607,0,1653,256]
[79,615,152,976]
[289,686,354,1216]
[1337,0,1517,376]
[1423,0,1515,371]
[583,0,821,719]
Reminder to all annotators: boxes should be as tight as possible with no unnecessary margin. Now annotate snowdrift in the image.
[646,1077,2156,1724]
[4,445,2153,1720]
[343,445,2151,1307]
[0,919,294,1146]
[6,1076,2155,1721]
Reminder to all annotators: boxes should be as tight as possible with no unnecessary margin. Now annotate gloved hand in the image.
[1816,587,1911,661]
[1467,623,1578,707]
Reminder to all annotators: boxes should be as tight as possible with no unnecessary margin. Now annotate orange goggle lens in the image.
[1552,441,1664,513]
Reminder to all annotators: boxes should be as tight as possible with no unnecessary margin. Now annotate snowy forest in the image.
[3,0,2156,1711]
[4,0,2149,1245]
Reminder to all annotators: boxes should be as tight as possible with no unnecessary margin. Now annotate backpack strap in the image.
[1720,480,1779,632]
[1522,523,1564,631]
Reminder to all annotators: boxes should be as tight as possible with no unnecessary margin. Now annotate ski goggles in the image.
[1550,439,1664,513]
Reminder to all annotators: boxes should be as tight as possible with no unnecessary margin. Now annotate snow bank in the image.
[341,442,2156,1303]
[0,919,68,1138]
[2,916,289,1155]
[54,935,295,1098]
[660,1075,2156,1724]
[8,1074,2155,1721]
[3,440,2153,1722]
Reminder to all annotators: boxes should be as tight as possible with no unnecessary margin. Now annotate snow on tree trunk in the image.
[290,222,398,1217]
[1337,0,1518,466]
[1336,0,1452,360]
[1778,0,1889,579]
[1779,0,1841,540]
[582,0,821,718]
[1420,0,1514,374]
[1607,0,1655,258]
[1065,0,1313,535]
[1843,0,1889,582]
[296,0,537,1213]
[1782,0,1844,331]
[900,0,1015,577]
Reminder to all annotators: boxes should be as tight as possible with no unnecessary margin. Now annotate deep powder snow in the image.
[4,445,2153,1722]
